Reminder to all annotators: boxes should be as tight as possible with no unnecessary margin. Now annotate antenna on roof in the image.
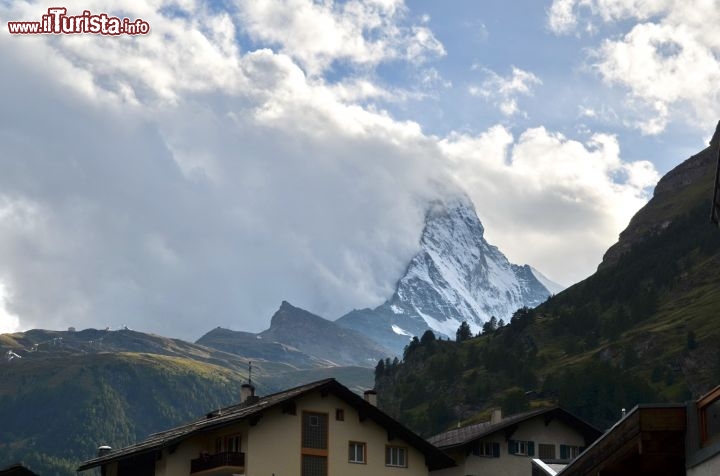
[248,361,252,386]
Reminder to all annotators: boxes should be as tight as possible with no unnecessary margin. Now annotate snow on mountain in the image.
[337,193,553,354]
[530,267,565,295]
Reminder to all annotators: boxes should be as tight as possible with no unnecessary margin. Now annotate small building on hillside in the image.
[77,378,454,476]
[428,406,601,476]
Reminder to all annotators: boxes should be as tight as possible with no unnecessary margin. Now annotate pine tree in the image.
[375,359,385,379]
[420,330,436,346]
[456,321,472,342]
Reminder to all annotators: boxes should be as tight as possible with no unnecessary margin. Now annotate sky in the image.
[0,0,718,338]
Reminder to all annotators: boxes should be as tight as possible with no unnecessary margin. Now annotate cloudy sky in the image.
[1,0,718,338]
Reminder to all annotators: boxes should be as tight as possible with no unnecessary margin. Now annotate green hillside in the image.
[376,128,720,437]
[0,352,248,475]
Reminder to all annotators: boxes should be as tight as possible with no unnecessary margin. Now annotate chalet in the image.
[546,384,720,476]
[428,406,601,476]
[77,378,455,476]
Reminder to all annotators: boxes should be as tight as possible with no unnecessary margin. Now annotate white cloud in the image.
[548,0,673,33]
[236,0,445,75]
[0,283,20,334]
[441,126,659,284]
[548,0,582,34]
[595,20,720,133]
[470,67,542,117]
[548,0,720,134]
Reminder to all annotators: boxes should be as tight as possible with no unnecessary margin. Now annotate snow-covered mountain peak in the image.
[422,195,486,257]
[391,192,552,336]
[337,192,554,354]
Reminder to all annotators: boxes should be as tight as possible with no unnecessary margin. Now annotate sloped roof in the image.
[78,378,455,472]
[557,404,686,476]
[428,406,600,449]
[0,464,39,476]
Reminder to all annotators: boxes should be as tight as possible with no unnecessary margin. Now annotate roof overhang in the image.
[558,404,687,476]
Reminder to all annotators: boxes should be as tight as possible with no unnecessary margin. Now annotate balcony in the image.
[190,451,245,474]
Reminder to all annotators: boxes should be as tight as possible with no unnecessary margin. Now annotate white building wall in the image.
[147,390,431,476]
[431,415,588,476]
[688,452,720,476]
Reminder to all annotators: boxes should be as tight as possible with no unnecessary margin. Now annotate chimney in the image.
[490,408,502,425]
[240,361,259,406]
[364,389,378,406]
[241,383,255,403]
[97,446,112,457]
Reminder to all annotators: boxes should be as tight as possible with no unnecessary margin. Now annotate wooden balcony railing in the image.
[190,451,245,473]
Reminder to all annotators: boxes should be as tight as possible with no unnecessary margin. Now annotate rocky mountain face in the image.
[196,327,335,369]
[198,301,391,367]
[337,194,552,354]
[601,120,720,269]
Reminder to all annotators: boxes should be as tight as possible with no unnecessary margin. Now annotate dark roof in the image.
[428,406,601,449]
[78,378,455,472]
[0,464,39,476]
[557,404,687,476]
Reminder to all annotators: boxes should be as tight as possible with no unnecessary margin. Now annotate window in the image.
[302,412,328,450]
[471,441,499,458]
[302,454,327,476]
[336,408,345,421]
[508,440,534,457]
[560,445,580,460]
[215,435,241,453]
[385,446,407,467]
[226,435,241,453]
[699,387,720,446]
[538,443,555,460]
[349,441,366,464]
[302,413,328,476]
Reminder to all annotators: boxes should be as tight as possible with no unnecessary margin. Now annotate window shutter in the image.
[527,441,535,457]
[509,440,517,454]
[560,445,567,460]
[492,442,500,458]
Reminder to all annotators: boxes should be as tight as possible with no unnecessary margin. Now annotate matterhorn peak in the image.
[336,192,555,354]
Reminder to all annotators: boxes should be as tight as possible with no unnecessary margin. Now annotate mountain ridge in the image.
[197,300,391,367]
